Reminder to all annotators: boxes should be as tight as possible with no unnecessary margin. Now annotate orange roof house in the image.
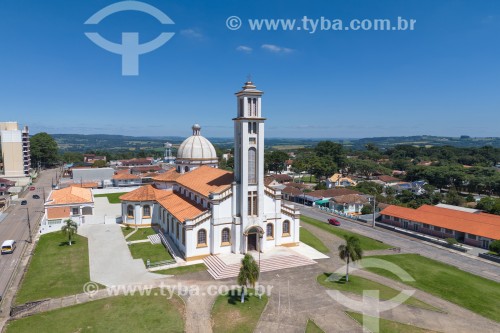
[380,205,500,240]
[46,186,93,206]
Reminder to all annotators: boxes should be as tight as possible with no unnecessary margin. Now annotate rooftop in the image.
[46,187,93,206]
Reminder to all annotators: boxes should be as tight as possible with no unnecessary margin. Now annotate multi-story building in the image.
[0,122,30,178]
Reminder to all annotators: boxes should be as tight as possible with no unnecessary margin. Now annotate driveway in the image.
[79,224,164,286]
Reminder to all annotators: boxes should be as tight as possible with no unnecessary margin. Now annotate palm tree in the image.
[338,235,363,282]
[236,254,259,303]
[61,219,78,245]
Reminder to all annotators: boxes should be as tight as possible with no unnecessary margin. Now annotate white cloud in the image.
[236,45,253,53]
[261,44,293,54]
[180,29,204,39]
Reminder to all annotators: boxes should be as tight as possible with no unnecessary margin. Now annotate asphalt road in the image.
[0,168,58,299]
[300,205,500,283]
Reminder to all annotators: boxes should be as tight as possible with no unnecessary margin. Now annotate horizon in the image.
[1,1,499,137]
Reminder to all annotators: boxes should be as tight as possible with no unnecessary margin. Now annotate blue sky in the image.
[0,0,499,138]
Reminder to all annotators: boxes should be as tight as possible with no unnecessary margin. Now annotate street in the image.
[0,168,58,300]
[300,205,500,283]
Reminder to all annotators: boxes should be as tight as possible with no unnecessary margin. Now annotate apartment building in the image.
[0,122,30,178]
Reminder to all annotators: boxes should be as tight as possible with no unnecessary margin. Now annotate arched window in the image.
[283,220,291,236]
[127,205,134,218]
[198,229,207,246]
[143,205,151,217]
[266,223,274,238]
[221,228,230,244]
[184,166,190,173]
[248,148,257,184]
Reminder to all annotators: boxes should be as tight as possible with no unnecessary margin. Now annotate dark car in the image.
[32,194,40,199]
[20,200,28,205]
[328,218,341,226]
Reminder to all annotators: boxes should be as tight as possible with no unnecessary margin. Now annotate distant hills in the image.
[52,134,500,152]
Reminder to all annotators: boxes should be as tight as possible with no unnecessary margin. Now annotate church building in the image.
[119,81,300,261]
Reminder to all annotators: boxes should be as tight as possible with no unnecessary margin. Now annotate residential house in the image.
[379,204,500,249]
[112,172,142,187]
[330,194,369,214]
[326,173,357,188]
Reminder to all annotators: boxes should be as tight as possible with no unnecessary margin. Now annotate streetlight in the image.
[369,195,376,228]
[258,229,264,299]
[25,207,32,243]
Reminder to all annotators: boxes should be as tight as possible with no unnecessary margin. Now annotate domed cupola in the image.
[176,124,218,173]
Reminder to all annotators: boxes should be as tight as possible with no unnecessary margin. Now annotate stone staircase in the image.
[148,234,161,244]
[203,254,316,280]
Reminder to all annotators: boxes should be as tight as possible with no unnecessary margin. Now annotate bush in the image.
[445,238,458,246]
[489,240,500,254]
[361,205,373,215]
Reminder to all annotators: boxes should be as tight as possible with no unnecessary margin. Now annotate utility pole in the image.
[372,195,376,228]
[26,207,32,243]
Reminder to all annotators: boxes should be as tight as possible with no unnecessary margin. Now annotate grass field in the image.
[301,216,392,251]
[347,311,438,333]
[121,226,135,237]
[126,227,157,241]
[365,254,500,322]
[300,227,329,253]
[15,233,97,305]
[211,289,268,333]
[155,263,207,275]
[305,319,325,333]
[317,273,439,312]
[6,293,185,333]
[128,243,173,266]
[94,192,126,204]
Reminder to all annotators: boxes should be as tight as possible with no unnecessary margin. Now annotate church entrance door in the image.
[247,233,257,251]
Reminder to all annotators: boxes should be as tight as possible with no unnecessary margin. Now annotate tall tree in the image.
[264,150,289,174]
[30,132,59,167]
[236,254,259,303]
[61,219,78,245]
[315,141,346,167]
[338,235,363,282]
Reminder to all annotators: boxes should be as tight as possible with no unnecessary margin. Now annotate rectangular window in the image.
[433,226,442,232]
[182,228,185,245]
[423,224,430,228]
[72,208,79,215]
[248,148,257,184]
[249,138,256,144]
[467,234,476,240]
[247,191,258,216]
[394,217,400,222]
[445,229,453,234]
[176,223,179,239]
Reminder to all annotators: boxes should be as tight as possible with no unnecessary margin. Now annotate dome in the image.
[176,125,218,164]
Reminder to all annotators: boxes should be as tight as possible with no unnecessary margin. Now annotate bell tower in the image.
[233,80,266,252]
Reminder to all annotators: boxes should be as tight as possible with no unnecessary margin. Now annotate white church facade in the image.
[119,81,300,261]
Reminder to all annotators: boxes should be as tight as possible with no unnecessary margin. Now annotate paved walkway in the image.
[79,224,164,286]
[254,221,500,333]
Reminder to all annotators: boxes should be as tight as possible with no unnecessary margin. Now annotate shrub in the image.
[489,240,500,254]
[445,238,458,246]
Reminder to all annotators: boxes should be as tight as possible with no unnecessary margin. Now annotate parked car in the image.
[328,218,341,226]
[29,186,35,191]
[32,194,40,199]
[20,200,28,205]
[1,240,16,254]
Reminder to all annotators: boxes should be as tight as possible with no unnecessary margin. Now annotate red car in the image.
[29,186,35,191]
[328,218,341,226]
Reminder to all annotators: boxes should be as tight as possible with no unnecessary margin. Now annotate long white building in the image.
[120,81,301,261]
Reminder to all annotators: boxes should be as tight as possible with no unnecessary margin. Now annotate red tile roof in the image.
[175,166,233,197]
[152,168,182,182]
[157,192,207,223]
[380,205,500,240]
[47,207,71,219]
[46,187,93,205]
[308,188,361,199]
[377,175,400,183]
[113,173,140,180]
[119,185,170,202]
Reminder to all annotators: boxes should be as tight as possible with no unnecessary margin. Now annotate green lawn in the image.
[128,243,173,266]
[300,227,329,253]
[211,289,268,333]
[121,226,135,237]
[305,319,325,333]
[126,227,157,241]
[301,216,392,251]
[364,254,500,322]
[15,233,98,305]
[347,311,438,333]
[317,273,439,312]
[155,263,207,275]
[6,293,185,333]
[94,192,127,204]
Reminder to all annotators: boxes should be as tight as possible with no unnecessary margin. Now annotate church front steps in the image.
[204,253,316,280]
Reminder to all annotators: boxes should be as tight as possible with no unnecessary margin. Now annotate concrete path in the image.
[253,220,500,333]
[79,224,164,286]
